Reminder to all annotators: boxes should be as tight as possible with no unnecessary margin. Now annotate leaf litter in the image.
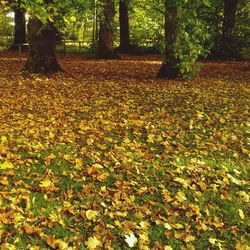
[0,52,249,249]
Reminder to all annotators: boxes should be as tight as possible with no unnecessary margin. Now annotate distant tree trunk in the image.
[92,0,98,45]
[97,0,117,59]
[158,2,180,78]
[119,0,130,52]
[24,17,62,74]
[14,7,26,45]
[220,0,239,59]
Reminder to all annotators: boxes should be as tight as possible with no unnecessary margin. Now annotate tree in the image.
[158,0,209,79]
[219,0,239,59]
[13,1,26,47]
[97,0,117,59]
[23,17,62,73]
[119,0,130,52]
[158,2,179,78]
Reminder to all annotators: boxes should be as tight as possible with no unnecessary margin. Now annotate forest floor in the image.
[0,52,249,250]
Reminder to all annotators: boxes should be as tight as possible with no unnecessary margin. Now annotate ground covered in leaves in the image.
[0,52,249,250]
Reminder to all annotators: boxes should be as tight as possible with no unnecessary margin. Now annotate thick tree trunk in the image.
[24,17,62,74]
[158,3,179,78]
[14,7,26,45]
[220,0,239,59]
[119,0,130,52]
[97,0,117,59]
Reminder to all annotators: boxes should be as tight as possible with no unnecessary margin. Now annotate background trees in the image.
[0,0,249,76]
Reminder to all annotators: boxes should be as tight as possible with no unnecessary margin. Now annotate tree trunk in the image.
[14,7,26,45]
[97,0,117,59]
[119,0,130,52]
[220,0,239,59]
[92,0,98,45]
[24,17,62,74]
[158,2,179,78]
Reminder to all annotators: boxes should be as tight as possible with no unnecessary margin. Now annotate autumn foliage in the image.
[0,52,249,249]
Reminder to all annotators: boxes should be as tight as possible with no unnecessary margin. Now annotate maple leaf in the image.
[85,236,102,249]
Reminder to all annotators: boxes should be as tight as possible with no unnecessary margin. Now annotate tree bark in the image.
[24,17,62,74]
[97,0,117,59]
[14,7,26,45]
[220,0,239,59]
[158,2,179,78]
[119,0,130,52]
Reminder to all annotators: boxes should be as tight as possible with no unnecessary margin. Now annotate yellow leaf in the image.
[0,243,16,250]
[75,158,82,169]
[238,209,245,219]
[139,221,150,229]
[49,132,54,139]
[42,235,69,250]
[39,179,53,188]
[0,161,14,170]
[93,163,103,169]
[1,135,7,143]
[21,223,42,236]
[184,234,196,243]
[147,133,155,143]
[86,236,102,250]
[70,16,76,22]
[87,138,94,145]
[14,213,25,224]
[164,247,173,250]
[164,222,172,230]
[174,177,189,188]
[237,191,249,203]
[209,238,217,244]
[86,210,99,221]
[235,242,250,250]
[173,223,184,229]
[138,232,149,244]
[176,191,187,202]
[0,176,9,185]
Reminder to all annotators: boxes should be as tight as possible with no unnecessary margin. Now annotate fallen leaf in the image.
[125,233,138,248]
[85,236,102,249]
[0,161,14,170]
